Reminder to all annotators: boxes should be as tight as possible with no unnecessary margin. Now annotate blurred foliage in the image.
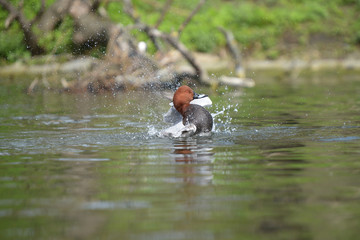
[0,0,360,63]
[36,16,74,54]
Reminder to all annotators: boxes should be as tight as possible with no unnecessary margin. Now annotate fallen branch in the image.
[160,32,207,81]
[131,24,208,83]
[219,76,254,88]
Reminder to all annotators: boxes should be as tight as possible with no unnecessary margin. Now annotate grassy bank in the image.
[1,0,360,63]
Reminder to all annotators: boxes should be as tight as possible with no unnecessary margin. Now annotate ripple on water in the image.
[81,200,150,210]
[319,136,360,142]
[54,157,110,162]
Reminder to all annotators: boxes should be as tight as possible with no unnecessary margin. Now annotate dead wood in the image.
[1,0,214,91]
[218,27,245,78]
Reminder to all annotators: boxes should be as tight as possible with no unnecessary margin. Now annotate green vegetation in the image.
[1,0,360,63]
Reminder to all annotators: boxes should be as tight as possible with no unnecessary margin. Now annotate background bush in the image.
[0,0,359,63]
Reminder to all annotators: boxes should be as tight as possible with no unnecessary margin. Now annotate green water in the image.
[1,73,360,240]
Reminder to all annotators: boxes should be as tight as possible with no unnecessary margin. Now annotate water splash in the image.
[212,102,239,134]
[147,125,159,137]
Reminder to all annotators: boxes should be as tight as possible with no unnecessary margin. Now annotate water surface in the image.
[1,72,360,240]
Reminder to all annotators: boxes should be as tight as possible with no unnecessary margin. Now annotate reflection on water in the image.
[171,138,214,186]
[172,138,214,163]
[1,75,360,240]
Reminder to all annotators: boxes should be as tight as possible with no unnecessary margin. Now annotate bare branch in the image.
[143,26,208,82]
[123,0,139,22]
[0,0,45,55]
[163,34,205,79]
[178,0,206,36]
[218,26,245,77]
[149,34,162,52]
[155,0,173,28]
[37,0,72,31]
[124,0,163,51]
[4,12,16,28]
[30,0,45,24]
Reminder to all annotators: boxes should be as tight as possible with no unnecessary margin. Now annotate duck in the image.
[162,85,213,137]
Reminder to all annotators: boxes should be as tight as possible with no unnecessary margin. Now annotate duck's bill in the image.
[193,92,208,99]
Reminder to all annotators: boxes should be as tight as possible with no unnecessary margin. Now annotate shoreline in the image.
[1,53,360,78]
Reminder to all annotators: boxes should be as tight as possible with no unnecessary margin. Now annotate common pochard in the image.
[162,85,213,137]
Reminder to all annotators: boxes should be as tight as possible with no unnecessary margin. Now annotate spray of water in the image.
[212,102,239,134]
[147,87,242,138]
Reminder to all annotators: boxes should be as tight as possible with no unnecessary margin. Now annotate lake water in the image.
[1,71,360,240]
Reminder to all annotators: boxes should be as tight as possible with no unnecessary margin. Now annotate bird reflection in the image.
[171,138,214,186]
[172,138,214,163]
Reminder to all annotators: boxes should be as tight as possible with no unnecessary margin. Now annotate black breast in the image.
[183,104,213,134]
